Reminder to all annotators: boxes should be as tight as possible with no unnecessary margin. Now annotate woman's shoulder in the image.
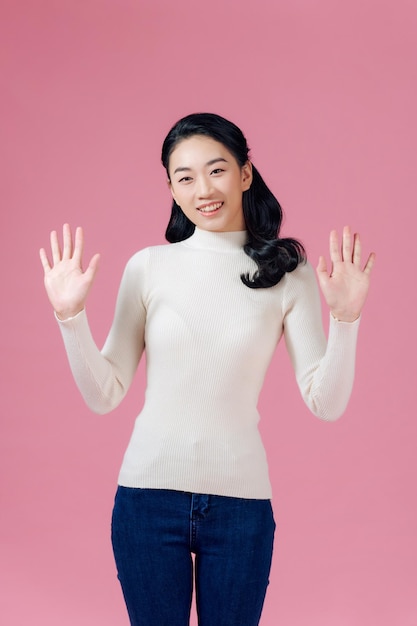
[284,259,315,285]
[127,241,174,260]
[124,242,183,271]
[280,259,319,306]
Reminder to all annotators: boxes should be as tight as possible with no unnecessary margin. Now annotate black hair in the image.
[161,112,305,289]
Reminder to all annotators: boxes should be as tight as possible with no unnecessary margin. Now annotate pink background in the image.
[1,0,416,624]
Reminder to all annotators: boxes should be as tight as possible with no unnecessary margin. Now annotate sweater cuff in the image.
[328,311,361,340]
[330,312,361,324]
[54,309,86,324]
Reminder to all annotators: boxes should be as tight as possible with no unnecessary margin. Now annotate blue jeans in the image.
[111,486,276,626]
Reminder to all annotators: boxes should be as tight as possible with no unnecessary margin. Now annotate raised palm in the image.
[316,226,375,322]
[39,224,100,320]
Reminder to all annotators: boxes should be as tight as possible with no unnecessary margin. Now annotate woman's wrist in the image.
[330,310,360,323]
[55,307,84,321]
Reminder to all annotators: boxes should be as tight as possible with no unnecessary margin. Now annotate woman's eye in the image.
[211,168,224,175]
[178,176,192,183]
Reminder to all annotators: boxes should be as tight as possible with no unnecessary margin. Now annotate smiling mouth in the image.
[197,202,223,214]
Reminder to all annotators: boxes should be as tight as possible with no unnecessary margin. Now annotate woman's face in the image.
[168,135,252,232]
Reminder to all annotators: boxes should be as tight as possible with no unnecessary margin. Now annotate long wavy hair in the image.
[161,113,305,288]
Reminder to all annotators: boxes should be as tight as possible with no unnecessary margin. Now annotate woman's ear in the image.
[241,161,253,191]
[167,179,179,205]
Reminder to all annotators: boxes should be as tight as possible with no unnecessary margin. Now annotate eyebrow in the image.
[173,157,228,175]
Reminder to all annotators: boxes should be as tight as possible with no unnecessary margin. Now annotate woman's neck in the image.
[181,227,247,251]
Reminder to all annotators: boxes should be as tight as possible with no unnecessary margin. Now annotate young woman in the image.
[40,113,375,626]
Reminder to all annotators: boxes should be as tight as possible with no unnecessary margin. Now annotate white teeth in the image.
[198,202,222,213]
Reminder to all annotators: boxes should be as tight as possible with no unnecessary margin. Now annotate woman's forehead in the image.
[169,135,235,170]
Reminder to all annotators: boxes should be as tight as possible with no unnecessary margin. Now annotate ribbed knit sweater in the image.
[57,228,360,499]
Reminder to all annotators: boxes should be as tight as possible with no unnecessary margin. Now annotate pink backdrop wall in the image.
[1,0,416,624]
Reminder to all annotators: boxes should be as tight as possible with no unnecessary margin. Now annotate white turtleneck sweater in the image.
[57,228,360,499]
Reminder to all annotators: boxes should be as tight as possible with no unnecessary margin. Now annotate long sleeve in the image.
[283,262,360,421]
[56,250,148,414]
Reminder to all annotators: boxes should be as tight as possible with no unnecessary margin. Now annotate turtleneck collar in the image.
[181,227,248,252]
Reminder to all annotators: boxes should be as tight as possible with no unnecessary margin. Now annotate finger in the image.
[352,232,361,266]
[39,247,51,272]
[316,255,328,275]
[316,256,331,290]
[50,230,62,264]
[342,225,353,262]
[62,223,73,259]
[84,253,100,281]
[363,252,376,275]
[329,229,341,264]
[72,226,84,266]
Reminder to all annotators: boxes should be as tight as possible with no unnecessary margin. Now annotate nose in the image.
[195,174,213,198]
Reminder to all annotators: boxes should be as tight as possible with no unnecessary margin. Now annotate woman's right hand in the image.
[39,224,100,320]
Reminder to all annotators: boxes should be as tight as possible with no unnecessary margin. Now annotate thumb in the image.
[84,253,100,282]
[316,255,327,275]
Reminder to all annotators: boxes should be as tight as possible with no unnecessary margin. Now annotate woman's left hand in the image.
[316,226,375,322]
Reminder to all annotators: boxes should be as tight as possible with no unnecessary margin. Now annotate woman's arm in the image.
[283,226,375,421]
[40,225,147,414]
